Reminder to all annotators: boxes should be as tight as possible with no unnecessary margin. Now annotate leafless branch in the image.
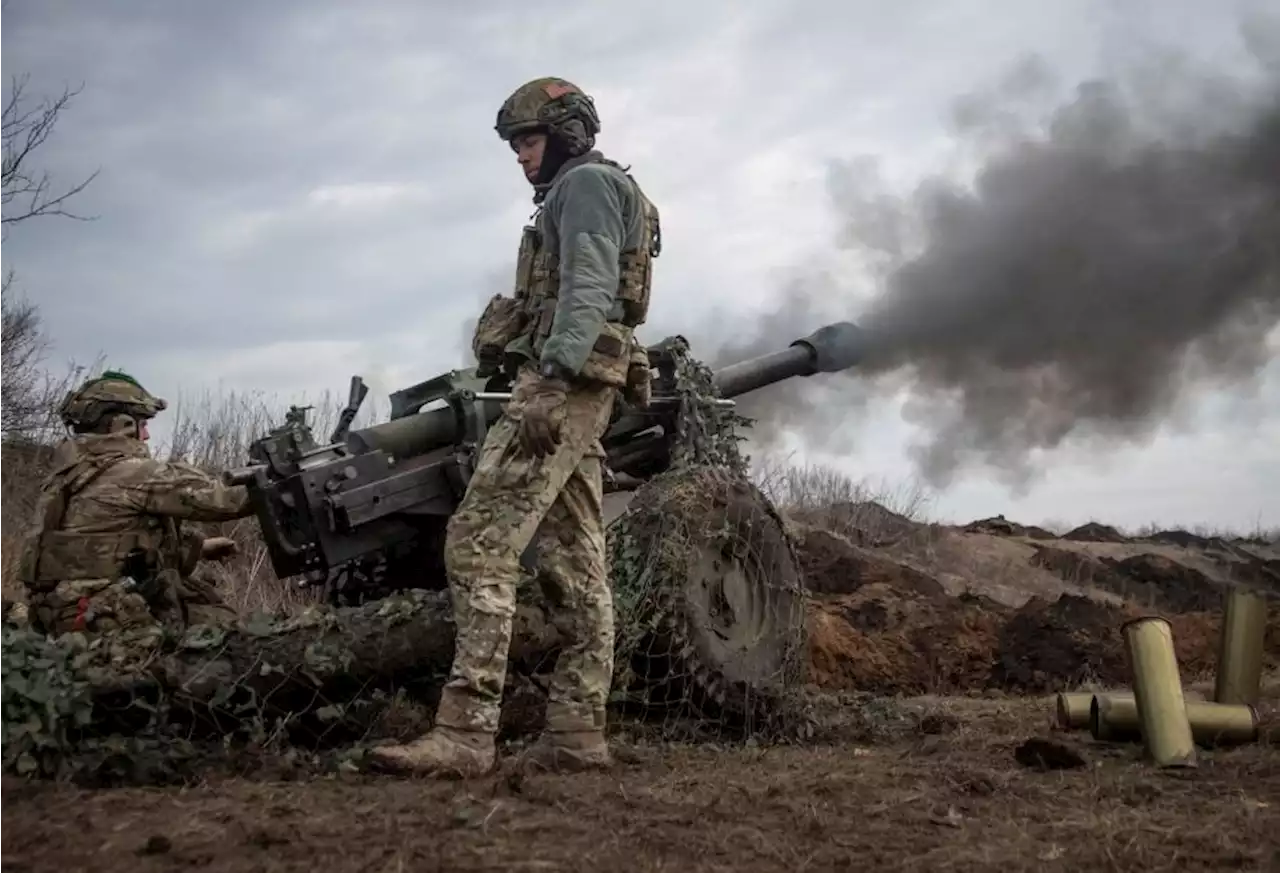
[2,72,100,237]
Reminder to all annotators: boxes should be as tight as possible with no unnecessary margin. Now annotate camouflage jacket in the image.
[16,432,253,591]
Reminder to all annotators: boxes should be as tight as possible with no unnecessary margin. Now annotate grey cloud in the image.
[1,0,789,369]
[5,0,1278,528]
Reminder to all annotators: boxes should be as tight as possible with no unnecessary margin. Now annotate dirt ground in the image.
[5,514,1280,872]
[5,692,1280,873]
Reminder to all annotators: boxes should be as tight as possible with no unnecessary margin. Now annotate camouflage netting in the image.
[1,340,816,783]
[2,624,95,779]
[0,590,566,785]
[605,339,810,739]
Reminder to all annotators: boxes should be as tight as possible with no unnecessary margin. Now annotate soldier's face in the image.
[512,132,546,183]
[138,419,150,441]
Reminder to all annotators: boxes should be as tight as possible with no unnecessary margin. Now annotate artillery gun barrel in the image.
[712,321,867,399]
[345,404,464,459]
[346,320,869,461]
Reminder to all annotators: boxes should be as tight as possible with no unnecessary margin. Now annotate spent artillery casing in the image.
[1057,691,1131,730]
[1090,694,1259,746]
[1122,616,1197,767]
[1213,587,1268,707]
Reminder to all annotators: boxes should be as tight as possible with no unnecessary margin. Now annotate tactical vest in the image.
[475,153,660,388]
[16,438,197,592]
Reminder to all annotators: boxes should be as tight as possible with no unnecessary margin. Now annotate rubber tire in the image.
[610,469,807,730]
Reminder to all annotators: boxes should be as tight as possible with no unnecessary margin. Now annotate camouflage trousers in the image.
[439,369,618,736]
[27,570,237,637]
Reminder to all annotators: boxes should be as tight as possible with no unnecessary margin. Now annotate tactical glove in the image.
[518,376,569,457]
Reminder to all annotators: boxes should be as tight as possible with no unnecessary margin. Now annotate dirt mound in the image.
[807,584,1007,694]
[805,585,1278,697]
[1104,553,1225,612]
[963,515,1056,539]
[1029,544,1121,587]
[1140,529,1219,550]
[1030,546,1229,613]
[1063,522,1128,543]
[788,501,922,547]
[808,584,1147,696]
[792,525,946,597]
[990,595,1134,691]
[1224,553,1280,595]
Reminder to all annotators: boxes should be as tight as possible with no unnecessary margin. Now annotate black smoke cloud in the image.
[716,30,1280,490]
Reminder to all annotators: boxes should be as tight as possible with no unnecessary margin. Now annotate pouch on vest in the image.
[20,530,155,585]
[623,338,653,408]
[616,194,660,327]
[578,321,634,388]
[472,294,528,376]
[515,224,540,298]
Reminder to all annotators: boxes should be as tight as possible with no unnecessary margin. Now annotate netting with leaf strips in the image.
[0,340,819,786]
[0,591,494,786]
[603,338,811,742]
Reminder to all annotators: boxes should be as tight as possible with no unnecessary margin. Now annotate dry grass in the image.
[752,455,937,548]
[6,692,1279,872]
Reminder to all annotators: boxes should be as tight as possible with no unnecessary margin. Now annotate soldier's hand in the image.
[518,377,568,457]
[200,536,238,561]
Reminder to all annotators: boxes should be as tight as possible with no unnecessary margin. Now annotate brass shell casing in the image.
[1090,694,1259,747]
[1057,691,1129,730]
[1214,587,1268,707]
[1122,616,1197,767]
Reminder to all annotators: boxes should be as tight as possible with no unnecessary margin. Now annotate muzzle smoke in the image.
[718,31,1280,489]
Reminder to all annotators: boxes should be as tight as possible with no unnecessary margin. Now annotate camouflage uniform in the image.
[16,371,253,637]
[370,77,659,778]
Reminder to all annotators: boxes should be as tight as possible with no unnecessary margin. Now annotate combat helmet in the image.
[495,77,600,156]
[58,369,167,434]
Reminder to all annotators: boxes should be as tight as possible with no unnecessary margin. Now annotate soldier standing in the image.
[370,77,660,777]
[17,370,252,636]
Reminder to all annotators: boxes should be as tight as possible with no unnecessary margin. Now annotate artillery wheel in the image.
[607,466,808,731]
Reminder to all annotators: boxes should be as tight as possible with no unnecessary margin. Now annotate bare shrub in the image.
[2,46,104,598]
[3,70,98,235]
[752,452,934,546]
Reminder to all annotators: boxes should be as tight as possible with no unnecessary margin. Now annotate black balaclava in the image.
[534,131,573,186]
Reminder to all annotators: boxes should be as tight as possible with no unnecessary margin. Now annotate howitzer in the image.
[226,321,867,605]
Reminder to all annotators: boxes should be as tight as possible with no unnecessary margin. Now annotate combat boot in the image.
[369,687,496,777]
[519,706,612,773]
[367,724,496,778]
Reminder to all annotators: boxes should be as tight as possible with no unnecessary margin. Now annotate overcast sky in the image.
[4,0,1278,534]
